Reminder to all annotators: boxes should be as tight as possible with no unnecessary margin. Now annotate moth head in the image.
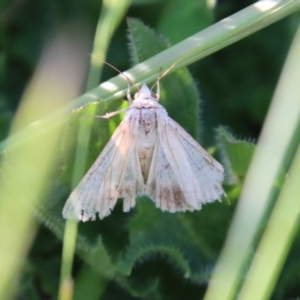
[134,83,158,101]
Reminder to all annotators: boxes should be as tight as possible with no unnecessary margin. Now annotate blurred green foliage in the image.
[1,0,300,299]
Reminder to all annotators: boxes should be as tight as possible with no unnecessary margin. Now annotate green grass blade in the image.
[0,33,83,299]
[86,0,130,90]
[59,1,129,299]
[234,23,300,300]
[204,21,300,300]
[216,126,256,185]
[238,145,300,299]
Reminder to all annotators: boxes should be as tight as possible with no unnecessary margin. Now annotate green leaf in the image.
[116,276,161,299]
[157,0,213,44]
[216,126,256,185]
[117,199,222,279]
[34,205,113,277]
[216,126,286,189]
[109,194,234,298]
[18,262,40,300]
[73,264,108,300]
[127,18,201,138]
[131,0,164,4]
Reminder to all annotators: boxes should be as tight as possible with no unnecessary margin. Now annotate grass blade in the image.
[204,21,300,300]
[58,1,129,299]
[0,31,85,299]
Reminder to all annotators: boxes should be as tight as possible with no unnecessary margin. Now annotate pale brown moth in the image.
[63,68,225,221]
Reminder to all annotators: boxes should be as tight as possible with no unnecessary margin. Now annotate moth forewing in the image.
[63,82,225,221]
[63,120,142,221]
[145,114,224,212]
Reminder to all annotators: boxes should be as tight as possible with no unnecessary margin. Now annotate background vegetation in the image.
[0,0,300,299]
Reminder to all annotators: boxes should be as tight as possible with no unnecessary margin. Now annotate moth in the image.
[63,79,225,221]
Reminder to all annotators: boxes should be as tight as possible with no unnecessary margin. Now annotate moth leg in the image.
[72,103,97,114]
[94,108,128,119]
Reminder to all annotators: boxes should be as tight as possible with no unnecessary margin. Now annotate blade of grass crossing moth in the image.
[59,1,130,299]
[1,1,299,154]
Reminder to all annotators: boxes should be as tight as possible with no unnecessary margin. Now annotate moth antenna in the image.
[158,61,178,81]
[150,60,178,96]
[127,81,133,104]
[150,67,162,101]
[88,54,140,91]
[101,60,138,104]
[103,60,139,89]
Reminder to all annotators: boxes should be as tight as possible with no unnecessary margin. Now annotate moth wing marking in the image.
[62,119,144,221]
[145,114,224,212]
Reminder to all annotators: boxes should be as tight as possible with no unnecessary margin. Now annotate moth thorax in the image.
[136,109,157,182]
